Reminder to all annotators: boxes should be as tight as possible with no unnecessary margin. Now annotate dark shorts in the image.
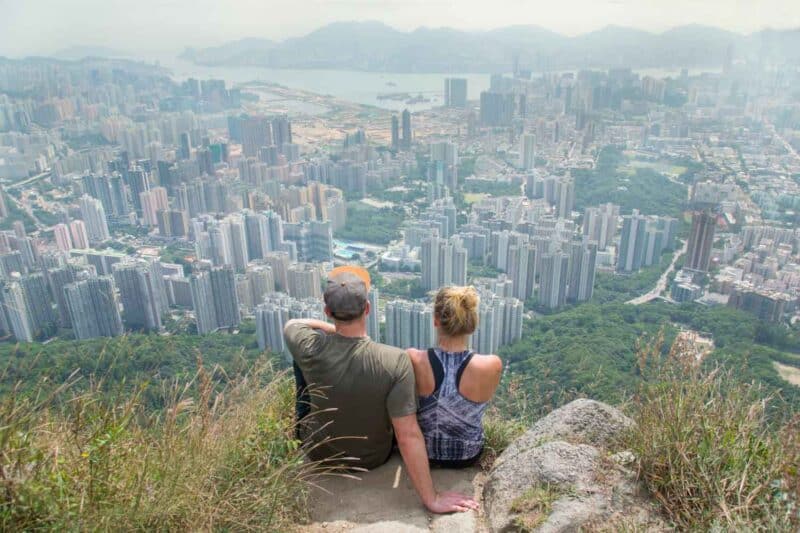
[429,447,484,469]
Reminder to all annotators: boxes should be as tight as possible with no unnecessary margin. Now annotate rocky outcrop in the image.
[483,399,664,532]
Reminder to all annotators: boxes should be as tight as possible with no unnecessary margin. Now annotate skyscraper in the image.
[46,265,78,327]
[519,133,536,171]
[244,211,271,260]
[54,223,73,252]
[617,210,648,273]
[261,251,290,293]
[539,252,570,309]
[190,265,240,334]
[64,277,124,340]
[0,281,33,342]
[685,211,716,273]
[20,272,57,337]
[508,243,537,301]
[367,288,380,342]
[420,236,467,291]
[582,204,619,251]
[390,115,400,150]
[69,220,89,249]
[140,187,169,227]
[401,109,412,150]
[567,241,598,303]
[113,261,165,332]
[385,299,435,349]
[287,263,322,299]
[255,293,325,357]
[79,195,110,245]
[238,116,272,158]
[444,78,468,108]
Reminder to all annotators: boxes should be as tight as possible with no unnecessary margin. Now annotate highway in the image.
[626,239,687,305]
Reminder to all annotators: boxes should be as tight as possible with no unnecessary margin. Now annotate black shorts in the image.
[429,448,483,469]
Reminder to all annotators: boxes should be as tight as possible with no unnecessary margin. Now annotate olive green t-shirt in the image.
[284,323,417,469]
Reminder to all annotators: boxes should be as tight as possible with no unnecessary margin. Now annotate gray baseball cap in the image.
[324,266,370,321]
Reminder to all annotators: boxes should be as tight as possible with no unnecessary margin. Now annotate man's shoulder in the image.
[359,340,409,368]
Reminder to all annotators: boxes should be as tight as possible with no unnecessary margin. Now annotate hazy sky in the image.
[1,0,799,57]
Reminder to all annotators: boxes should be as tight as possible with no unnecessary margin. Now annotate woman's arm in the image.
[406,348,436,396]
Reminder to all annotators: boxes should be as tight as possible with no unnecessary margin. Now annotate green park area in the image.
[334,201,405,245]
[574,146,687,217]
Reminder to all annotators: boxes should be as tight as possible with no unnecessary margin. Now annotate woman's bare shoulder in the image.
[470,353,503,373]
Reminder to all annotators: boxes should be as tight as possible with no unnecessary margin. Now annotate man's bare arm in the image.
[284,318,336,335]
[391,414,479,514]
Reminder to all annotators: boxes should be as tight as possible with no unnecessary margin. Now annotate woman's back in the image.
[411,347,501,465]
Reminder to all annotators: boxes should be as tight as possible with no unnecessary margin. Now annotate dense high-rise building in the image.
[471,291,524,354]
[519,133,536,171]
[287,263,322,299]
[255,293,325,357]
[46,265,79,327]
[367,288,380,342]
[264,251,291,292]
[244,211,271,260]
[237,116,272,158]
[390,115,400,150]
[20,272,56,337]
[420,236,467,291]
[444,78,468,108]
[429,141,459,192]
[553,177,575,219]
[567,241,598,303]
[480,91,515,127]
[113,261,165,332]
[685,211,716,273]
[54,223,73,251]
[401,109,412,150]
[69,220,89,249]
[64,277,124,340]
[508,243,537,301]
[244,264,275,308]
[617,210,648,273]
[385,300,435,349]
[539,252,570,309]
[157,209,190,238]
[140,187,169,227]
[0,281,33,341]
[190,266,240,334]
[582,204,619,251]
[126,167,151,214]
[79,195,110,245]
[284,220,333,262]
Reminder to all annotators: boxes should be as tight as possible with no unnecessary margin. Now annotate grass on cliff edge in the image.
[627,333,800,531]
[0,360,350,532]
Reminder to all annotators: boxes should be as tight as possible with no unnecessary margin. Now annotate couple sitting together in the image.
[284,266,502,514]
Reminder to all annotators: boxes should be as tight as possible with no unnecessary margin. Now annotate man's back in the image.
[285,322,416,469]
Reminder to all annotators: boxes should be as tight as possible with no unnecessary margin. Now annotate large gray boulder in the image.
[483,399,663,532]
[495,399,634,470]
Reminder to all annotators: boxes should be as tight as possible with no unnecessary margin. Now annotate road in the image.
[626,239,687,305]
[6,170,51,191]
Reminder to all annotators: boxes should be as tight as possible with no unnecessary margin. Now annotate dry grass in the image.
[627,332,800,531]
[0,359,350,531]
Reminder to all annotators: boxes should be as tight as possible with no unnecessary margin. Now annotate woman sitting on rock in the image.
[407,286,503,468]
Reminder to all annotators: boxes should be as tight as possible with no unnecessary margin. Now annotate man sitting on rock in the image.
[284,265,478,514]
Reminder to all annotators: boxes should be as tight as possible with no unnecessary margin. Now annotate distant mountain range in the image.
[180,21,800,73]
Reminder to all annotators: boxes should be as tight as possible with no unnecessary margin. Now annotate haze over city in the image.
[1,0,800,57]
[1,1,799,530]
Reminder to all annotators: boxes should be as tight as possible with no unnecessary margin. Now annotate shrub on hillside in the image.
[0,361,347,531]
[627,333,799,530]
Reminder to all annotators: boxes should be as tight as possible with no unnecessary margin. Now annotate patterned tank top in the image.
[417,348,488,462]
